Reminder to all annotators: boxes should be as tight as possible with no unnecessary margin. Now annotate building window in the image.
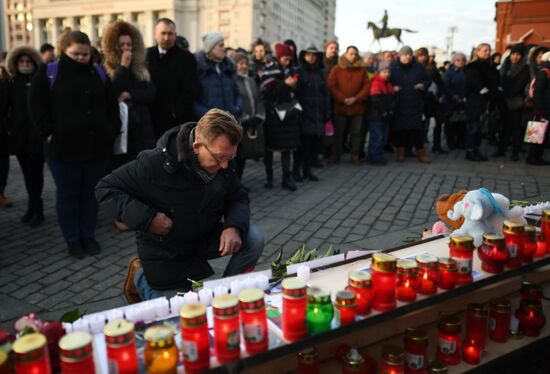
[219,11,230,24]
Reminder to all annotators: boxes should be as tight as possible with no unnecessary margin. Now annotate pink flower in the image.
[432,221,451,235]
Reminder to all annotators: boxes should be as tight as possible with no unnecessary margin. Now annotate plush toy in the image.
[447,188,525,246]
[436,190,468,230]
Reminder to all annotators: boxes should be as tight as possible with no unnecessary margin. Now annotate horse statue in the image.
[367,21,417,50]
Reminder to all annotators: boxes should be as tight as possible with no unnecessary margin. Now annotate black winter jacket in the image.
[146,46,199,138]
[95,123,250,290]
[464,59,499,121]
[534,62,550,118]
[28,54,120,162]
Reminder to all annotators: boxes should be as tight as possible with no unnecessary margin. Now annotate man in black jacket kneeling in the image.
[96,109,264,302]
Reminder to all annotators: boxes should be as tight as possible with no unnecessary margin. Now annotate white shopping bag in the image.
[113,101,129,155]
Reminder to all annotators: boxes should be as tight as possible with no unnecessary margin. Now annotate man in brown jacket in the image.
[328,46,371,164]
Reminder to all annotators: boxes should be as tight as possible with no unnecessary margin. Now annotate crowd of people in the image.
[0,17,549,260]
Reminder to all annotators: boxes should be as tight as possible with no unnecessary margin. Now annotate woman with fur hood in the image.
[102,20,156,171]
[5,46,44,226]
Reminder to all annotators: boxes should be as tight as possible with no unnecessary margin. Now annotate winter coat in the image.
[28,53,120,162]
[443,65,467,114]
[534,62,550,118]
[424,63,444,117]
[500,60,530,108]
[102,20,156,155]
[235,73,265,122]
[0,77,8,138]
[146,45,199,138]
[323,56,338,83]
[327,55,370,116]
[464,59,499,121]
[367,74,395,121]
[5,46,42,155]
[95,123,250,290]
[295,52,331,136]
[193,51,243,119]
[390,59,431,131]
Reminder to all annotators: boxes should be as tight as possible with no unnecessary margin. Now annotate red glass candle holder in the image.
[403,327,428,374]
[396,259,418,302]
[282,277,307,342]
[340,347,366,374]
[104,319,139,374]
[515,301,546,337]
[461,344,480,365]
[439,257,457,290]
[335,290,357,326]
[503,220,525,268]
[371,253,397,311]
[436,316,462,366]
[345,270,373,316]
[297,347,319,374]
[534,228,546,258]
[144,324,179,374]
[542,210,550,251]
[239,288,268,355]
[13,333,52,374]
[465,303,488,350]
[0,350,9,374]
[427,360,447,373]
[212,295,241,363]
[523,226,537,262]
[59,331,95,374]
[180,304,210,373]
[416,254,439,295]
[520,281,543,304]
[449,235,474,285]
[489,298,511,343]
[477,233,509,273]
[381,345,405,374]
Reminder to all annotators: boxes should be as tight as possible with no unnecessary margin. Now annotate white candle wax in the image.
[214,285,228,297]
[87,315,105,334]
[72,318,90,333]
[106,309,124,322]
[256,275,270,291]
[183,291,199,304]
[154,298,170,318]
[198,288,213,306]
[62,322,73,333]
[243,277,256,290]
[124,307,141,322]
[297,265,311,281]
[169,296,185,314]
[230,280,243,295]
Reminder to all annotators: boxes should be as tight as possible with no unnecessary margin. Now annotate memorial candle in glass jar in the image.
[212,295,240,363]
[306,287,334,335]
[104,319,138,374]
[436,316,461,366]
[520,281,543,304]
[179,303,210,373]
[238,288,268,355]
[449,235,474,285]
[371,253,397,311]
[59,332,95,374]
[13,333,51,374]
[381,345,405,374]
[0,350,9,374]
[523,226,537,262]
[534,228,546,258]
[465,303,488,350]
[416,254,439,295]
[542,210,550,250]
[403,327,428,374]
[427,360,448,374]
[438,258,457,290]
[334,290,357,326]
[144,324,179,374]
[345,270,373,316]
[341,348,366,374]
[396,259,418,302]
[282,277,307,342]
[515,301,546,337]
[477,233,509,273]
[296,347,319,374]
[502,220,525,268]
[489,298,511,343]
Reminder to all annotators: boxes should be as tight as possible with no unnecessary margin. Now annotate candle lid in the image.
[381,345,405,365]
[490,298,511,313]
[438,257,457,271]
[503,220,525,234]
[405,327,428,343]
[344,348,365,366]
[542,209,550,220]
[13,333,47,363]
[297,347,318,364]
[348,270,371,288]
[59,332,93,361]
[212,294,239,318]
[144,324,175,348]
[467,303,488,317]
[307,286,331,304]
[335,290,356,308]
[416,253,438,269]
[427,360,448,373]
[437,315,461,334]
[536,228,544,240]
[180,303,207,328]
[482,232,505,246]
[510,330,524,339]
[372,253,397,272]
[520,281,542,297]
[0,350,6,366]
[524,225,536,240]
[282,277,307,298]
[104,319,134,337]
[449,235,474,249]
[396,259,418,275]
[239,288,265,311]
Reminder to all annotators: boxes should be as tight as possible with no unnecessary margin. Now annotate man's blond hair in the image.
[196,109,242,146]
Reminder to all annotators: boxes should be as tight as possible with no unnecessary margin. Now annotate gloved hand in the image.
[479,87,489,95]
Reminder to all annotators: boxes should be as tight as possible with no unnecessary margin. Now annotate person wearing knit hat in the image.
[274,43,293,60]
[323,40,339,83]
[509,43,526,58]
[202,31,224,54]
[377,61,391,72]
[232,52,248,65]
[398,45,413,56]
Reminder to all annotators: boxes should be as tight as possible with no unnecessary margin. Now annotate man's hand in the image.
[219,227,242,256]
[148,212,173,235]
[121,50,133,68]
[414,83,425,91]
[118,91,132,102]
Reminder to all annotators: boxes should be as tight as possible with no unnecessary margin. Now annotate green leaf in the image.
[323,244,334,258]
[59,309,85,323]
[267,308,281,319]
[186,278,203,290]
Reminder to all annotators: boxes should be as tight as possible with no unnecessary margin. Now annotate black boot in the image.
[282,176,297,191]
[29,199,44,227]
[264,169,273,189]
[67,240,85,259]
[303,166,319,181]
[82,237,101,255]
[292,168,303,182]
[21,201,34,224]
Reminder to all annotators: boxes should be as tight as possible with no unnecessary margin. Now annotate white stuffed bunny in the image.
[447,188,525,246]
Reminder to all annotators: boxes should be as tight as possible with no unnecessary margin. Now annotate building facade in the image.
[495,0,550,53]
[3,0,336,53]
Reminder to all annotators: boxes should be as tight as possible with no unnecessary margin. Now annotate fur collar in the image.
[338,55,364,69]
[6,46,41,76]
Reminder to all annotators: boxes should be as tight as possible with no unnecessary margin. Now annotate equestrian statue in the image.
[367,10,417,50]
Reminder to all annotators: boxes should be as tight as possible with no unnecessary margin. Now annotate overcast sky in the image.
[334,0,496,54]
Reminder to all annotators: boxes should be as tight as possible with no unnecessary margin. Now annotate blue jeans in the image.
[135,224,265,300]
[367,119,389,162]
[466,121,482,151]
[47,159,106,242]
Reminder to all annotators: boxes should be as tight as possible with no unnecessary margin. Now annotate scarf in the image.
[188,128,216,184]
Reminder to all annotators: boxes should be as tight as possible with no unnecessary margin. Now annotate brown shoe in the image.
[416,148,432,164]
[396,147,405,162]
[351,153,360,165]
[0,194,12,208]
[113,220,129,232]
[124,257,142,304]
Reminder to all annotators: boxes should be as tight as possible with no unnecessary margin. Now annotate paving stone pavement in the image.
[1,145,550,330]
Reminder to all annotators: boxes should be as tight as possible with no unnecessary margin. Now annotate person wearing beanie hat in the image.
[323,40,339,82]
[202,31,225,54]
[274,43,293,60]
[398,45,413,57]
[509,43,526,58]
[377,61,391,72]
